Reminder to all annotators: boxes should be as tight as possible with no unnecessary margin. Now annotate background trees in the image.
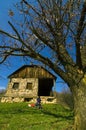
[0,0,86,129]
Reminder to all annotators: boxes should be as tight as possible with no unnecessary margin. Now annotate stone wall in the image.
[1,78,38,103]
[1,96,57,103]
[1,77,57,103]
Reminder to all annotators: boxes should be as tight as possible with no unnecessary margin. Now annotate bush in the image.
[59,88,74,109]
[0,89,6,101]
[54,88,74,109]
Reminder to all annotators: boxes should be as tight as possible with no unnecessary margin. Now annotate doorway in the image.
[38,78,53,96]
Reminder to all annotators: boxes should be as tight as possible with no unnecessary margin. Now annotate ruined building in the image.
[1,65,56,103]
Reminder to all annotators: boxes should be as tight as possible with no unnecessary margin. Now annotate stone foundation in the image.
[1,96,56,104]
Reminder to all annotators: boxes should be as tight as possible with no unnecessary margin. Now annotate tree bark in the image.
[72,76,86,130]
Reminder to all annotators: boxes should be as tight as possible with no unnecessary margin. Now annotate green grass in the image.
[0,103,74,130]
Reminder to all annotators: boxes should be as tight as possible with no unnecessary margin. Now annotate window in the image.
[24,98,33,102]
[26,83,33,90]
[12,83,19,90]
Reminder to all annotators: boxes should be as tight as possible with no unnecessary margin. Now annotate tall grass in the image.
[0,103,74,130]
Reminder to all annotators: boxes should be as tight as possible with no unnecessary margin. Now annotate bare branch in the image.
[0,30,18,40]
[75,1,86,69]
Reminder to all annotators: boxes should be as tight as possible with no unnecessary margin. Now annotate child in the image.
[35,96,42,109]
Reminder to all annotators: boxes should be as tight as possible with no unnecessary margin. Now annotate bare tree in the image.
[0,0,86,129]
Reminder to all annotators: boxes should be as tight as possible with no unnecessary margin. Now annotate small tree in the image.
[0,0,86,129]
[0,89,6,101]
[60,88,74,109]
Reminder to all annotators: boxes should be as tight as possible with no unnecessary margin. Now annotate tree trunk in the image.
[72,77,86,130]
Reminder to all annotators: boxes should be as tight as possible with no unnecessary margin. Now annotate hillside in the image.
[0,103,74,130]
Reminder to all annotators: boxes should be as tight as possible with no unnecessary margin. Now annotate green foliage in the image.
[60,93,74,110]
[0,89,6,101]
[0,103,74,130]
[55,88,74,110]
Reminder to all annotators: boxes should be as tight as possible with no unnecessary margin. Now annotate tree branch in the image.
[0,30,18,40]
[75,2,86,69]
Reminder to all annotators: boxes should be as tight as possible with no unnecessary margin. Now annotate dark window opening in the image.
[38,78,53,96]
[47,98,54,102]
[12,83,19,90]
[24,98,33,102]
[26,83,33,90]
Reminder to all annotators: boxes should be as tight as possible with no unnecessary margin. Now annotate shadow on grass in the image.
[41,108,74,121]
[0,103,74,122]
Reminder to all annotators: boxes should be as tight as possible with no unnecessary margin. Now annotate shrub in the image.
[59,88,74,109]
[0,89,6,101]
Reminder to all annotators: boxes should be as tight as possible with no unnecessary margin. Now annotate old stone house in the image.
[1,65,56,103]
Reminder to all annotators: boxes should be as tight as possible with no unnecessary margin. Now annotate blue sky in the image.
[0,0,18,30]
[0,0,68,92]
[0,0,21,89]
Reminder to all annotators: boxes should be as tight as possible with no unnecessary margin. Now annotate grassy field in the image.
[0,103,74,130]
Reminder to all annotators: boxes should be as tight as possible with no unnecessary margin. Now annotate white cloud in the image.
[0,86,6,90]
